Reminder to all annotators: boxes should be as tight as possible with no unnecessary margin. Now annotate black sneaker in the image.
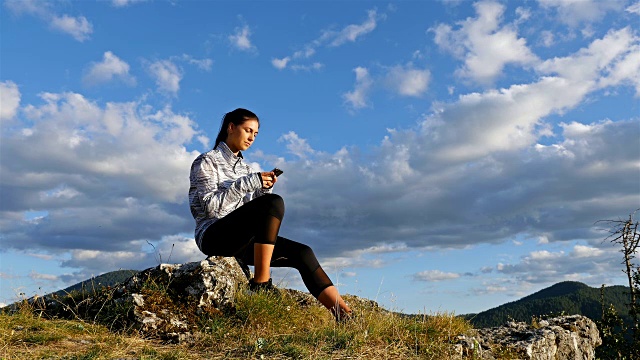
[248,278,278,294]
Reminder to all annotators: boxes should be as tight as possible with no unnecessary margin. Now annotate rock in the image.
[116,256,249,342]
[122,256,248,313]
[455,315,602,360]
[6,256,250,343]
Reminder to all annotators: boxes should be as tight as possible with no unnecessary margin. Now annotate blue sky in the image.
[1,0,639,315]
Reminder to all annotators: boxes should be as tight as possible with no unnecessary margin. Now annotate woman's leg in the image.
[241,236,352,318]
[318,286,352,319]
[201,194,284,284]
[253,243,275,283]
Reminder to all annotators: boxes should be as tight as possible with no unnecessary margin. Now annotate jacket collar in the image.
[217,141,243,160]
[216,142,244,172]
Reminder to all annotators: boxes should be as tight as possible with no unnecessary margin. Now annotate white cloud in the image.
[0,81,21,121]
[343,67,373,110]
[538,0,625,27]
[290,63,324,72]
[328,9,383,47]
[148,60,183,95]
[432,1,538,85]
[273,8,384,70]
[572,245,604,258]
[0,91,203,263]
[627,2,640,15]
[3,0,46,16]
[422,27,639,163]
[537,27,637,83]
[384,64,430,97]
[27,253,54,260]
[495,242,620,286]
[229,24,255,52]
[83,51,135,86]
[278,131,316,159]
[179,55,213,71]
[540,30,555,47]
[4,0,93,42]
[414,270,461,282]
[29,271,59,281]
[272,57,291,70]
[112,0,147,7]
[50,14,93,42]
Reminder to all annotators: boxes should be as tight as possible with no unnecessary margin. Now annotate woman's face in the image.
[226,118,259,154]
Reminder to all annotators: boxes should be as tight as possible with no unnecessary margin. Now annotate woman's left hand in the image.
[261,171,278,189]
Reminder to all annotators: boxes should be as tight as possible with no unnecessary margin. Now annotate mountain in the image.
[462,281,632,328]
[52,269,140,297]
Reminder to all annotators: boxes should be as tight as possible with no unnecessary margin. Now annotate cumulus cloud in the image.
[111,0,147,7]
[50,14,93,42]
[432,0,538,85]
[229,24,255,52]
[4,0,93,42]
[496,244,620,286]
[0,81,21,121]
[278,131,316,159]
[0,90,202,267]
[148,60,183,95]
[327,9,383,47]
[537,0,625,27]
[272,8,385,70]
[179,54,213,72]
[422,27,639,163]
[290,63,324,72]
[343,67,373,110]
[384,64,430,97]
[83,51,136,86]
[627,2,640,15]
[272,57,291,70]
[413,270,461,282]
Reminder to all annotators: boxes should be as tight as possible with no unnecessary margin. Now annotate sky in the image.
[1,0,639,315]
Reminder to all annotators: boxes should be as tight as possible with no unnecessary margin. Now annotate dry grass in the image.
[1,289,473,359]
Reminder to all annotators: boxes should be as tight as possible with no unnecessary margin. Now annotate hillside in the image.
[52,269,140,297]
[462,281,631,328]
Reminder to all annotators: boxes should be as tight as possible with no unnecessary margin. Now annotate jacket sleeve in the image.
[192,155,263,219]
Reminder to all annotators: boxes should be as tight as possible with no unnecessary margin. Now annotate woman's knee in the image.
[296,243,320,270]
[261,193,285,220]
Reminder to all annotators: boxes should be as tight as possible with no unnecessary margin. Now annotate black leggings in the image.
[200,194,334,298]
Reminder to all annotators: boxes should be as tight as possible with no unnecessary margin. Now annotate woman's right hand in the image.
[261,171,278,189]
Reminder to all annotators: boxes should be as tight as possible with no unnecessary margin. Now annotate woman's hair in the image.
[213,108,259,149]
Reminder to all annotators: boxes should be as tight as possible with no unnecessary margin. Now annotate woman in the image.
[189,108,352,321]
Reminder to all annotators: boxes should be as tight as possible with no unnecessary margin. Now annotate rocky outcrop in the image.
[117,256,249,342]
[455,315,602,360]
[13,256,251,343]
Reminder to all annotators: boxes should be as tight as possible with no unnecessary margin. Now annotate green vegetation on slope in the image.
[2,288,472,359]
[462,281,631,328]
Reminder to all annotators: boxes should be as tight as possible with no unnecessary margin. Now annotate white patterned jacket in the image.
[189,141,272,250]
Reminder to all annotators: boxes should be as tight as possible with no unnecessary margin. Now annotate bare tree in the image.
[598,210,640,342]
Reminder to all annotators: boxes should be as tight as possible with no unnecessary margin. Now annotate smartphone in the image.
[272,168,283,177]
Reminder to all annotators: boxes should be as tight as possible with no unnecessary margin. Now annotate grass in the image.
[1,289,474,359]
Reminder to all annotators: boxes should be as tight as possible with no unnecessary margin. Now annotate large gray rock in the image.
[455,315,602,360]
[118,256,249,342]
[124,256,248,312]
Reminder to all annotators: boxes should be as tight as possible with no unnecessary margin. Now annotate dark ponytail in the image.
[213,108,259,149]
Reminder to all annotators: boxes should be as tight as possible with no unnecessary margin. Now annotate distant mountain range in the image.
[461,281,632,328]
